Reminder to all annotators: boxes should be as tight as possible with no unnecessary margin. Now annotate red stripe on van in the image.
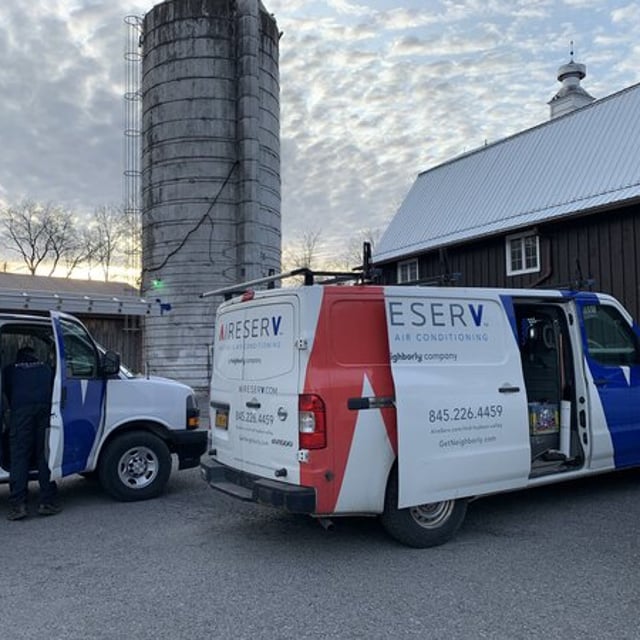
[301,287,397,514]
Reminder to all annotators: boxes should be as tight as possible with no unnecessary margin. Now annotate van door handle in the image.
[498,385,520,394]
[593,378,608,387]
[246,400,261,409]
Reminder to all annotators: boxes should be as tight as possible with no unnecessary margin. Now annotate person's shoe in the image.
[38,502,63,516]
[7,504,28,521]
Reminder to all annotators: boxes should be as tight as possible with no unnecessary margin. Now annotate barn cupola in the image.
[548,44,595,119]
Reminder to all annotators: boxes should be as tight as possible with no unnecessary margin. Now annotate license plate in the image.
[215,410,229,430]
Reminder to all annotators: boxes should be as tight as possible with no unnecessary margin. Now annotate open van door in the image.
[49,311,107,477]
[576,296,640,468]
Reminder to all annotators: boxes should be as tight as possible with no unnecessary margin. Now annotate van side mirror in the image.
[101,350,121,377]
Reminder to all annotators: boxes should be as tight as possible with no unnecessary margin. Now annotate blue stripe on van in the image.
[499,295,519,345]
[61,379,106,476]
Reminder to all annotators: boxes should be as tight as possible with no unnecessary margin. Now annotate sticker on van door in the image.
[215,304,293,382]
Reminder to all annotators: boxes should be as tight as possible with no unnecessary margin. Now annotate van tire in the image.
[380,468,467,548]
[99,431,172,502]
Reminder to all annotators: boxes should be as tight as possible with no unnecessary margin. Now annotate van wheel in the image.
[380,468,467,548]
[99,431,171,502]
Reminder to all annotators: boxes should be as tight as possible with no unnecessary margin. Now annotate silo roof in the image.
[374,82,640,263]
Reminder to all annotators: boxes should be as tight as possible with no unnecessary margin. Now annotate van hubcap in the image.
[409,500,455,529]
[118,446,158,489]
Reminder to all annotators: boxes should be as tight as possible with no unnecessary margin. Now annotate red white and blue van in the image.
[201,269,640,547]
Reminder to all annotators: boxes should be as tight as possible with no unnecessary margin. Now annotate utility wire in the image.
[144,161,239,274]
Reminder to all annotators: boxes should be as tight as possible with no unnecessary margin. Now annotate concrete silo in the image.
[140,0,281,401]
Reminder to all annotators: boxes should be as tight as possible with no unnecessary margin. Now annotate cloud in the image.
[325,0,373,18]
[0,2,129,209]
[0,0,638,268]
[611,4,640,22]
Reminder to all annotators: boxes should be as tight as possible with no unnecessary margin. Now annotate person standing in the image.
[4,346,61,520]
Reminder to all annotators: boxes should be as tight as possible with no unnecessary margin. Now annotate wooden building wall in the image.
[379,202,640,321]
[82,316,144,373]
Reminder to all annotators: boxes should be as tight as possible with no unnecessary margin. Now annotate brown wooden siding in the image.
[82,316,143,373]
[379,202,640,321]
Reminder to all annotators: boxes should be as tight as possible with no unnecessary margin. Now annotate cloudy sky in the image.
[0,0,638,267]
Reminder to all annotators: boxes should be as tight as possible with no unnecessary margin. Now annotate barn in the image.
[373,67,640,319]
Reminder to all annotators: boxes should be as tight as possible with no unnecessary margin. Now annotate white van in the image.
[201,269,640,546]
[0,310,204,501]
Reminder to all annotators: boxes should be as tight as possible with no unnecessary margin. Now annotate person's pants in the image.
[9,404,57,506]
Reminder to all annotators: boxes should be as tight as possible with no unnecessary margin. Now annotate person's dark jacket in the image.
[3,348,53,409]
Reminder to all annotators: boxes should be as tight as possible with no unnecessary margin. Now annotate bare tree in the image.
[0,200,57,275]
[47,207,93,277]
[283,229,323,271]
[88,205,130,281]
[0,199,113,278]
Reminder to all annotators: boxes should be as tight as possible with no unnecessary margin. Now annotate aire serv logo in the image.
[387,300,485,328]
[218,315,284,341]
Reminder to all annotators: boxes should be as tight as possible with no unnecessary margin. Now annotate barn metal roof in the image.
[374,82,640,263]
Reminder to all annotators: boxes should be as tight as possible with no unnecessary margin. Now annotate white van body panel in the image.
[87,375,197,469]
[581,359,615,471]
[49,326,65,479]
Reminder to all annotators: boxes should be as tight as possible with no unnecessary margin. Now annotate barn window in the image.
[506,233,540,276]
[397,259,418,283]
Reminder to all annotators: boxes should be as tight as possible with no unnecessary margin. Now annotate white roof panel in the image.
[374,83,640,263]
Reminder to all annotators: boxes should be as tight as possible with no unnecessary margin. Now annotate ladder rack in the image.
[0,290,168,316]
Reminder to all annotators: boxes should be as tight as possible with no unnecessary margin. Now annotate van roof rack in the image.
[200,267,365,300]
[201,243,382,300]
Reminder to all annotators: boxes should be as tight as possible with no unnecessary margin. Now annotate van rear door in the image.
[385,289,530,506]
[212,294,300,483]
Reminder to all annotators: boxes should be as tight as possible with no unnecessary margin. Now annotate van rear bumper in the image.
[200,458,316,514]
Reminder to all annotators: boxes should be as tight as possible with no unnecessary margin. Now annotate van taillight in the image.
[298,394,326,449]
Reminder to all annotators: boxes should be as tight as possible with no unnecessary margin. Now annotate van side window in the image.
[581,305,640,367]
[59,318,100,378]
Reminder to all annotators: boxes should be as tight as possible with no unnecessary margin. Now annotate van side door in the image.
[577,297,640,468]
[49,311,107,477]
[386,290,530,506]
